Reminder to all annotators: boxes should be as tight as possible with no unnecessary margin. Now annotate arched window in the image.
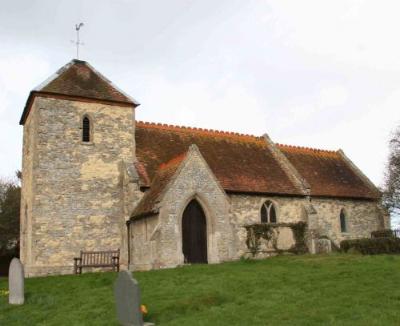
[82,116,91,142]
[261,200,277,223]
[340,209,347,233]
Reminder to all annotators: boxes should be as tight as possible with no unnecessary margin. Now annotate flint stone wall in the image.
[21,97,137,276]
[311,197,383,246]
[230,194,384,256]
[130,181,385,268]
[230,194,308,257]
[158,149,234,268]
[129,147,234,270]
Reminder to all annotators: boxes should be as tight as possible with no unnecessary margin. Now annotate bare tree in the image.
[383,126,400,218]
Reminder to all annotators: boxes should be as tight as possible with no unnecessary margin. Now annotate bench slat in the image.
[73,249,120,274]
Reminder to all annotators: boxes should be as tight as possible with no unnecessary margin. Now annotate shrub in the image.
[340,237,400,255]
[371,229,395,238]
[244,222,307,256]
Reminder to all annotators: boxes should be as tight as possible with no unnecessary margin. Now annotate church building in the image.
[19,60,389,276]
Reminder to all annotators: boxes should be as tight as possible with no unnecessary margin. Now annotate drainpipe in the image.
[126,220,131,267]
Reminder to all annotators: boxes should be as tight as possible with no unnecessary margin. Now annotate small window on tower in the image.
[82,116,91,142]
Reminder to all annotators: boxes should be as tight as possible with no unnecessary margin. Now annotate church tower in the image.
[19,60,139,276]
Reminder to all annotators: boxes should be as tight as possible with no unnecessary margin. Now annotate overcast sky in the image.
[1,0,399,191]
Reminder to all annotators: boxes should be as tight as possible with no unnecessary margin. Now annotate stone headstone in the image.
[316,238,332,254]
[114,270,144,326]
[8,258,25,305]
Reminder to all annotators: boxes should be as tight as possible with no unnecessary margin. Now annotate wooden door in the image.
[182,200,208,264]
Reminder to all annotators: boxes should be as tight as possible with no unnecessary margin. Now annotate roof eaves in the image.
[225,189,306,197]
[19,90,135,125]
[20,59,140,125]
[20,60,75,125]
[310,193,380,201]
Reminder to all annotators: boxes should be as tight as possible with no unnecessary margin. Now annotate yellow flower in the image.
[140,304,148,315]
[0,290,9,296]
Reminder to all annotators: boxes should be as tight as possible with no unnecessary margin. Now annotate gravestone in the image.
[114,270,154,326]
[8,258,24,305]
[316,238,332,254]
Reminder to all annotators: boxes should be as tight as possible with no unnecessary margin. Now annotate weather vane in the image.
[71,23,84,59]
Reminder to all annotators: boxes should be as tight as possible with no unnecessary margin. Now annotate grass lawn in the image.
[1,254,400,325]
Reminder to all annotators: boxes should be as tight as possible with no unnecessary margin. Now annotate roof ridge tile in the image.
[136,120,263,142]
[135,122,378,199]
[276,143,338,155]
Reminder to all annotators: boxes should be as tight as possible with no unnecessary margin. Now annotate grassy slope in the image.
[1,254,400,325]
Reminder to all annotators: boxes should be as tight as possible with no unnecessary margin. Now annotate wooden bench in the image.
[74,249,120,274]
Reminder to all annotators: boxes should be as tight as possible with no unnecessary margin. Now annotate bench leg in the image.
[74,261,78,275]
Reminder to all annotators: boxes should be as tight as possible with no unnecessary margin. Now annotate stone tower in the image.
[19,60,139,276]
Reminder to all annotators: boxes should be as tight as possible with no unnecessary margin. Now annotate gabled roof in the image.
[135,122,304,196]
[277,144,381,199]
[132,153,186,218]
[20,59,139,125]
[134,121,381,201]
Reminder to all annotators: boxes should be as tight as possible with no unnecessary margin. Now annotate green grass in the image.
[1,254,400,325]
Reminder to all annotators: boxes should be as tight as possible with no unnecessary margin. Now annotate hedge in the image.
[340,237,400,255]
[371,229,396,238]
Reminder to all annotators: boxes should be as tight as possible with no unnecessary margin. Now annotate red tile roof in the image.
[131,123,380,218]
[132,153,186,218]
[134,161,151,187]
[135,121,304,196]
[20,60,138,125]
[277,144,381,199]
[40,60,134,103]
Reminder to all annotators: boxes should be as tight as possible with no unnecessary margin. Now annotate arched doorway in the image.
[182,199,208,264]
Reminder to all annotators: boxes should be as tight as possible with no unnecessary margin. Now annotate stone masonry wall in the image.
[21,96,386,275]
[130,146,234,271]
[158,148,234,268]
[20,100,39,266]
[229,194,384,256]
[311,197,383,245]
[22,96,136,276]
[120,162,144,269]
[229,194,309,257]
[129,215,160,270]
[129,170,384,268]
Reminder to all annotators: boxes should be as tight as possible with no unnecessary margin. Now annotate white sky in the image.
[1,0,399,192]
